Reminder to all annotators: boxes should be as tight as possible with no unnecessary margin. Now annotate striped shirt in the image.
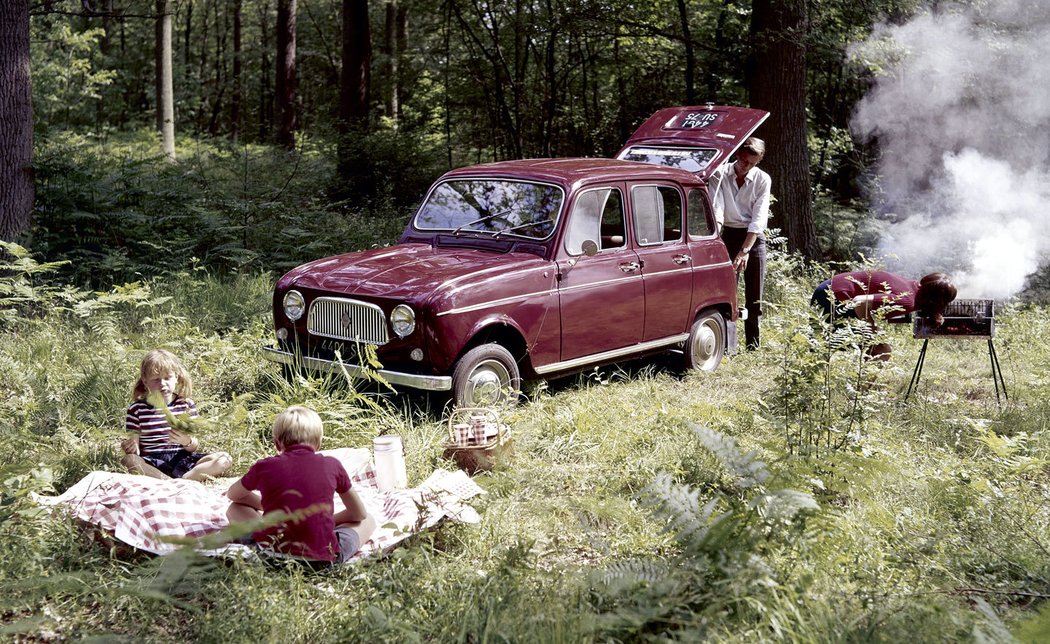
[125,397,198,456]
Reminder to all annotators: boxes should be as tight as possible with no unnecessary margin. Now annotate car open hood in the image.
[615,105,769,180]
[281,243,545,300]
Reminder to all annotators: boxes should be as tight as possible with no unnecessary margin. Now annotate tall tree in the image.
[748,0,820,259]
[231,0,243,140]
[340,0,371,126]
[155,0,176,160]
[675,0,696,104]
[337,0,372,183]
[275,0,298,149]
[382,0,399,123]
[0,0,33,240]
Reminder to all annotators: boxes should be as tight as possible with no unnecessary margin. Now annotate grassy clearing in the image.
[2,245,1050,642]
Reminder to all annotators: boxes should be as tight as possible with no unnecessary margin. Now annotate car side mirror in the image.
[581,240,599,257]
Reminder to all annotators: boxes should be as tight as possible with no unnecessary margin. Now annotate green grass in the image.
[3,246,1050,642]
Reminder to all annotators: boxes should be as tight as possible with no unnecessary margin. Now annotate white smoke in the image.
[850,0,1050,299]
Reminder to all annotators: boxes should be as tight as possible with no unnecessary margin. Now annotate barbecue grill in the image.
[904,299,1007,403]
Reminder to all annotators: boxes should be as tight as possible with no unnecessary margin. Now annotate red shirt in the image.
[830,270,919,318]
[240,444,352,561]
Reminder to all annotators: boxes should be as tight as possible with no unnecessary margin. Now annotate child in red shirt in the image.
[226,406,375,565]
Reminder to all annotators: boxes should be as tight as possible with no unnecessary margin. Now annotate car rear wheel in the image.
[452,344,521,407]
[684,311,726,372]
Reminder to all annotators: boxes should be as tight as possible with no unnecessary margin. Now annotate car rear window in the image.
[413,179,564,240]
[619,146,718,174]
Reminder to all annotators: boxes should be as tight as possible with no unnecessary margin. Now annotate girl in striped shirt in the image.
[120,349,232,481]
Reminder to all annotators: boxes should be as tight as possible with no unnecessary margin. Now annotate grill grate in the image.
[906,297,1007,405]
[913,298,994,338]
[307,297,389,345]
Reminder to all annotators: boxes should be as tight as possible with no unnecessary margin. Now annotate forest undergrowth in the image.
[1,132,1049,641]
[3,236,1050,642]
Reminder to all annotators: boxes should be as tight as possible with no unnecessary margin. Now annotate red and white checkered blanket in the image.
[34,448,483,562]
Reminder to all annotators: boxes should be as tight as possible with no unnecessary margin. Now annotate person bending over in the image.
[810,270,957,359]
[226,406,376,567]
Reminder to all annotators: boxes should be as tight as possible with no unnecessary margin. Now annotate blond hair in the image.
[133,349,192,401]
[272,406,324,450]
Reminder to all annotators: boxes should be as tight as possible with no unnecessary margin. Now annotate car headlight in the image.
[283,290,306,322]
[390,304,416,338]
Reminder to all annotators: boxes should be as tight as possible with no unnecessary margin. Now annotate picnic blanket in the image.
[34,448,483,563]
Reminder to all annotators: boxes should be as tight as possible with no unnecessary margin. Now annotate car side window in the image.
[687,189,714,237]
[564,188,626,255]
[632,185,683,246]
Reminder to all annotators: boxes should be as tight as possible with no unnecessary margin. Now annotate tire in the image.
[452,344,522,407]
[684,311,726,372]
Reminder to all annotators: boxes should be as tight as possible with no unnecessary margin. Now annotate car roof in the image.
[439,157,705,188]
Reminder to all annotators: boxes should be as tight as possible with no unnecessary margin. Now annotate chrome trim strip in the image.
[699,260,733,269]
[558,274,644,293]
[436,289,558,317]
[534,333,690,375]
[262,346,452,391]
[641,266,693,277]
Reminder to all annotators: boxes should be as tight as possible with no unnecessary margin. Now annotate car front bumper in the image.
[262,346,453,391]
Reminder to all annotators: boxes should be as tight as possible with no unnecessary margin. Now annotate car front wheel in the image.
[684,311,726,372]
[452,344,521,407]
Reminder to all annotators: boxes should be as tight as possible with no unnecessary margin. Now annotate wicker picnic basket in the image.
[441,407,513,474]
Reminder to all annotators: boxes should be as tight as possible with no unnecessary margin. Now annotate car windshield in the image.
[619,146,718,173]
[414,179,564,240]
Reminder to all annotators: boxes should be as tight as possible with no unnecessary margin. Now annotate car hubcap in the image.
[466,359,510,405]
[693,320,721,370]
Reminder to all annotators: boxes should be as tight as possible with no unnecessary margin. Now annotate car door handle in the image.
[619,262,640,273]
[672,254,690,265]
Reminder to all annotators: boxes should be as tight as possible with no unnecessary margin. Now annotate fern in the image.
[642,472,729,552]
[601,425,822,638]
[592,558,672,592]
[689,422,769,489]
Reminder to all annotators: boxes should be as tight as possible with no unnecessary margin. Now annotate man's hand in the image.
[733,252,749,272]
[120,435,139,455]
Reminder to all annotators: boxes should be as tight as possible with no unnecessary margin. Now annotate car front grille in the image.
[307,297,389,345]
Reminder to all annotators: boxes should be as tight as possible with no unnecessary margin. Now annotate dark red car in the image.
[265,105,768,406]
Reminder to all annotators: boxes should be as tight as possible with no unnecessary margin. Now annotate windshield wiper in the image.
[493,219,552,238]
[452,208,513,236]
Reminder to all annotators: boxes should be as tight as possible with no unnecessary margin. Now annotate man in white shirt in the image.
[710,137,771,349]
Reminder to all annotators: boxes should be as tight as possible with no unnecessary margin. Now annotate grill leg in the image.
[988,339,1008,405]
[905,338,929,402]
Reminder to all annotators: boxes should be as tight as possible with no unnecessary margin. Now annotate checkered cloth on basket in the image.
[34,447,483,561]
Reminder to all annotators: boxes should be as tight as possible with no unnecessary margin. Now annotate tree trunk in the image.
[337,0,372,184]
[231,0,243,140]
[748,0,820,259]
[0,0,33,241]
[183,0,192,67]
[675,0,696,104]
[258,0,272,140]
[275,0,298,149]
[383,0,399,123]
[155,0,176,161]
[396,3,407,120]
[340,0,371,126]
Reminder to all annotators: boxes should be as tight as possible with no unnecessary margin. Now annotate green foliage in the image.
[4,243,1050,639]
[29,20,116,131]
[587,424,820,640]
[0,241,76,323]
[30,132,409,285]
